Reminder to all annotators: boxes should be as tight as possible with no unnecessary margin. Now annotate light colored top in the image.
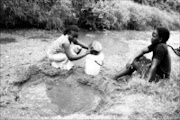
[85,52,104,76]
[47,34,70,55]
[47,34,74,70]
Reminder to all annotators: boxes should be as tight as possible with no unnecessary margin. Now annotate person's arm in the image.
[134,47,150,60]
[63,43,90,61]
[147,58,160,82]
[74,40,88,49]
[127,47,151,68]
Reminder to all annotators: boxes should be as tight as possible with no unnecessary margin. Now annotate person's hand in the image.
[88,42,93,49]
[126,59,134,69]
[87,43,94,54]
[73,39,78,44]
[86,47,91,54]
[90,50,99,55]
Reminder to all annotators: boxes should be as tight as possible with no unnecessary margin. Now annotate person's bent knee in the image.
[132,60,140,70]
[47,53,67,62]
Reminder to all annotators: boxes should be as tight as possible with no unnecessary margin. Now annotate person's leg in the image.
[114,60,142,80]
[114,67,135,80]
[48,53,67,62]
[134,57,152,79]
[48,53,69,69]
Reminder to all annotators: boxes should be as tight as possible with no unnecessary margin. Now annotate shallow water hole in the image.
[18,72,104,117]
[45,80,103,116]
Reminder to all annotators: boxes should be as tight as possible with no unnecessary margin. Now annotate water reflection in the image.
[78,31,131,56]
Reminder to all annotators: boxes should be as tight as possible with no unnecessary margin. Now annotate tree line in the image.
[0,0,179,30]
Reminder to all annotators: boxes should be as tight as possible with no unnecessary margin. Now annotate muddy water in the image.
[46,80,101,116]
[79,31,130,56]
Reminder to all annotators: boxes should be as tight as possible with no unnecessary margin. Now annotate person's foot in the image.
[113,76,118,80]
[117,76,126,82]
[51,62,59,68]
[116,76,131,83]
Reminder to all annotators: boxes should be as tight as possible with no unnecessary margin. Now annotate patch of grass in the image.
[118,58,180,119]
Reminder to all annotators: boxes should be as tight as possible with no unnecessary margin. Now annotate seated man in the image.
[114,27,171,82]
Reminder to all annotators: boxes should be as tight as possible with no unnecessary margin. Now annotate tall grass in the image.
[116,56,180,119]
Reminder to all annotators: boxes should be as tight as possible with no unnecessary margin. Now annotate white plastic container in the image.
[85,52,104,76]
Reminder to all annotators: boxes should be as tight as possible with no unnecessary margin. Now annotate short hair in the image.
[63,25,79,35]
[156,27,170,43]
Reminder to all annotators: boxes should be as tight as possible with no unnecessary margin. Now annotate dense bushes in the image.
[0,0,73,30]
[78,0,180,30]
[0,0,180,30]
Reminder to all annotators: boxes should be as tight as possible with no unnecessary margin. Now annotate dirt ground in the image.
[0,29,180,119]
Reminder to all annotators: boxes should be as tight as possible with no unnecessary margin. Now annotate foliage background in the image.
[0,0,180,30]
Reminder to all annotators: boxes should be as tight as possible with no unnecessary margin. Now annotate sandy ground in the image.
[0,29,180,119]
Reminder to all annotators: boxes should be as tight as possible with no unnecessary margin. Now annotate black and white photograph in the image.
[0,0,180,119]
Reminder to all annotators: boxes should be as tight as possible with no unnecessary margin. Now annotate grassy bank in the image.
[0,30,179,119]
[0,0,180,30]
